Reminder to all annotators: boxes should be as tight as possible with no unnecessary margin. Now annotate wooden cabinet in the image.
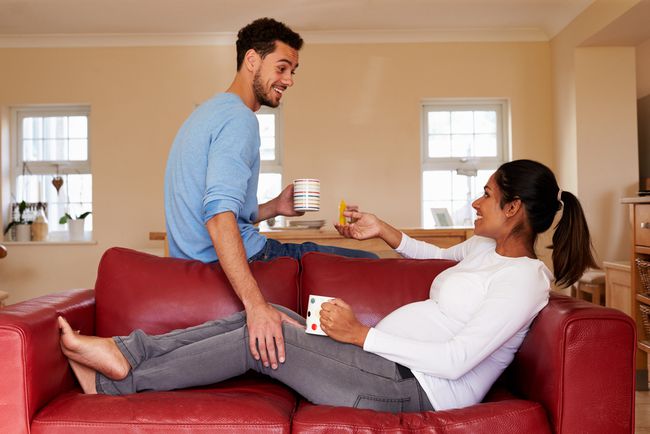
[604,260,631,315]
[622,197,650,390]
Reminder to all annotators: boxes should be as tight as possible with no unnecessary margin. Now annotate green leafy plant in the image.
[59,211,92,225]
[3,200,28,235]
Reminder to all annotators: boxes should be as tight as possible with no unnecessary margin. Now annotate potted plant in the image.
[59,211,91,241]
[3,201,31,242]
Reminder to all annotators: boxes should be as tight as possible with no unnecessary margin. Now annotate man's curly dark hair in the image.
[236,18,303,70]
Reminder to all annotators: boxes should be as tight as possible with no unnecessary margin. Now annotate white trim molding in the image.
[0,28,549,48]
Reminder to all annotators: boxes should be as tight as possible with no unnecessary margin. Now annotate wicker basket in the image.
[636,258,650,297]
[640,304,650,338]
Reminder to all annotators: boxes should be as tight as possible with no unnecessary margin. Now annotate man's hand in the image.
[256,184,304,223]
[319,299,370,347]
[246,303,302,369]
[273,184,304,217]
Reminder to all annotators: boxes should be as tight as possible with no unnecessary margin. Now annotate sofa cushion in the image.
[291,400,551,434]
[299,252,457,324]
[95,248,299,337]
[32,376,296,434]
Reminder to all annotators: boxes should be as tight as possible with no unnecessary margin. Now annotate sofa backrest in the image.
[299,252,457,325]
[94,247,299,337]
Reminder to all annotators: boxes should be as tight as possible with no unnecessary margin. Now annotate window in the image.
[421,99,509,228]
[10,105,92,234]
[256,106,283,206]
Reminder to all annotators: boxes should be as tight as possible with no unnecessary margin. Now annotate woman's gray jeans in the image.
[96,305,434,413]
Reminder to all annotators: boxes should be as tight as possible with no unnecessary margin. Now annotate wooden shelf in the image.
[637,293,650,305]
[624,198,650,389]
[639,340,650,354]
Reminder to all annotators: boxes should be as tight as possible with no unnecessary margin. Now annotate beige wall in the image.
[551,0,641,269]
[289,42,553,227]
[0,41,553,303]
[551,0,640,193]
[638,37,650,97]
[575,47,638,262]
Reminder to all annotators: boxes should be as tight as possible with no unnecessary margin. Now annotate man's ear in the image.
[505,199,522,217]
[244,49,260,72]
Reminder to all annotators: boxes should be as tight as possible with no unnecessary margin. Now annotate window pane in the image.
[474,134,497,157]
[15,174,92,231]
[260,136,275,161]
[44,139,67,160]
[257,113,276,162]
[258,114,275,137]
[44,116,66,139]
[451,111,473,134]
[474,110,497,133]
[428,111,450,134]
[257,172,282,206]
[424,108,501,160]
[451,134,472,157]
[422,169,496,227]
[22,117,42,140]
[21,114,89,162]
[428,134,451,158]
[422,170,451,201]
[69,139,88,160]
[69,116,88,139]
[22,139,38,160]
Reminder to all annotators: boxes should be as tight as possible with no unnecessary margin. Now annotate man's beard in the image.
[253,70,279,108]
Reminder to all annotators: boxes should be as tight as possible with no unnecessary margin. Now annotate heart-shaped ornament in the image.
[52,176,63,193]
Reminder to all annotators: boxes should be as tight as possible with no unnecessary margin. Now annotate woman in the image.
[58,159,596,412]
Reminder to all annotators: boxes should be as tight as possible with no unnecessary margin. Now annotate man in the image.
[164,18,377,373]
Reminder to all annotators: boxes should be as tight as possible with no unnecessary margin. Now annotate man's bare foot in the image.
[58,316,131,380]
[68,360,97,394]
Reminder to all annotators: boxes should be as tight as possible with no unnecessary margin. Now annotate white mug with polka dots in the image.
[305,294,334,336]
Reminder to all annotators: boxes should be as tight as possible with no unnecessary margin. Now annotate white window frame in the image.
[8,104,92,237]
[255,104,284,224]
[257,105,283,175]
[420,98,510,226]
[11,105,91,196]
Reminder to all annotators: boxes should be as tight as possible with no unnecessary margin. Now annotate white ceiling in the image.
[0,0,594,45]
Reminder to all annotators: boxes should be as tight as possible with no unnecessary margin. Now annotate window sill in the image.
[2,231,96,246]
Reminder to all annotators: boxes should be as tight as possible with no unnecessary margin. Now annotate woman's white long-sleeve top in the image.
[363,234,551,411]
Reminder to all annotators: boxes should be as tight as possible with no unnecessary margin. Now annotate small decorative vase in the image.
[31,208,49,241]
[15,224,31,242]
[68,219,85,241]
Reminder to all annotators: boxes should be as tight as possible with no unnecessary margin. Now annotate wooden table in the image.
[149,227,474,258]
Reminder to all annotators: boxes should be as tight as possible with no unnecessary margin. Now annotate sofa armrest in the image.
[509,293,636,434]
[0,289,95,434]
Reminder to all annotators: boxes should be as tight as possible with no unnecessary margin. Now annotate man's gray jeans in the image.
[96,305,434,413]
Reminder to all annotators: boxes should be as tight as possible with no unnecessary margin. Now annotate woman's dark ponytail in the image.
[551,191,598,288]
[495,160,597,288]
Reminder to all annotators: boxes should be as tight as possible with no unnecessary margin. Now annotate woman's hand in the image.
[319,299,370,347]
[334,211,382,240]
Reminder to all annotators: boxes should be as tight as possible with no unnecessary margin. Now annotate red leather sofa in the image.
[0,247,636,433]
